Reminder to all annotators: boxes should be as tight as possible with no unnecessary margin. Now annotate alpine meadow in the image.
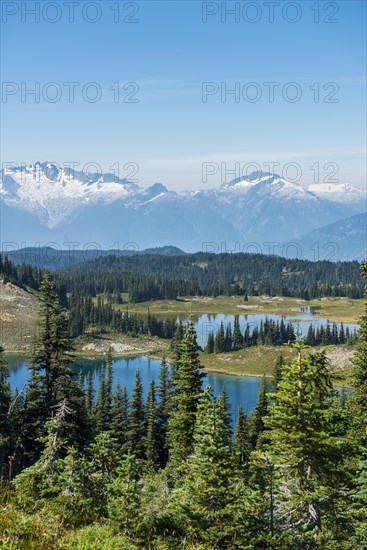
[0,1,366,549]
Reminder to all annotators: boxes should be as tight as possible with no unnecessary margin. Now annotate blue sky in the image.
[1,0,366,190]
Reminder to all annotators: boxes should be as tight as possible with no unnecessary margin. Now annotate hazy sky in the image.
[1,0,366,190]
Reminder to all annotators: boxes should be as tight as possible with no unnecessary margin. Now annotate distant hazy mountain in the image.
[1,162,365,256]
[5,245,186,270]
[290,212,367,261]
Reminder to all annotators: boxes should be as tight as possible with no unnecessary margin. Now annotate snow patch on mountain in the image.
[308,182,366,205]
[220,171,320,202]
[0,162,140,227]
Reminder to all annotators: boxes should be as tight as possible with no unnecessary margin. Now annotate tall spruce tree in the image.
[128,369,146,459]
[110,384,129,454]
[274,353,284,389]
[233,315,243,350]
[156,358,173,467]
[234,405,252,466]
[249,376,269,449]
[217,385,232,444]
[145,380,159,468]
[176,387,259,547]
[105,349,114,424]
[22,271,86,463]
[205,331,215,353]
[14,399,74,507]
[170,321,185,377]
[95,364,108,432]
[107,452,142,537]
[265,342,347,541]
[28,271,75,407]
[86,370,94,417]
[169,322,205,465]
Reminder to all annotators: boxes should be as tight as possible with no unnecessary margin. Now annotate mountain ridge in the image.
[1,162,365,256]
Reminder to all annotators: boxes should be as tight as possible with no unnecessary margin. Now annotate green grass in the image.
[111,295,363,324]
[198,345,356,386]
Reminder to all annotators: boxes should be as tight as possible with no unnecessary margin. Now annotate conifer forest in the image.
[0,256,366,548]
[1,2,366,547]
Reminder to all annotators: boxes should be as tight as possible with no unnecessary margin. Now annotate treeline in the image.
[68,292,177,339]
[55,251,365,300]
[1,265,367,548]
[0,254,42,290]
[1,252,365,305]
[305,321,358,346]
[206,317,296,353]
[205,317,359,353]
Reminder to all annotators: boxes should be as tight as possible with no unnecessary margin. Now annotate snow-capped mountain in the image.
[1,163,365,256]
[0,162,139,227]
[308,182,366,207]
[206,172,357,242]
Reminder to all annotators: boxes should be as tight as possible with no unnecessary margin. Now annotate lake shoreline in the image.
[5,346,355,388]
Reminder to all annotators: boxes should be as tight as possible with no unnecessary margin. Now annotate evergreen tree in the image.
[169,322,205,465]
[176,387,259,546]
[205,331,215,353]
[273,353,284,389]
[233,315,243,350]
[170,321,185,376]
[22,272,86,463]
[214,322,225,353]
[243,323,251,347]
[14,399,74,508]
[156,358,173,467]
[224,323,233,352]
[110,384,129,454]
[89,431,119,477]
[7,387,24,480]
[105,348,114,423]
[306,324,316,346]
[107,453,142,537]
[128,369,146,459]
[257,321,265,346]
[265,342,347,541]
[29,271,75,408]
[145,380,159,468]
[86,370,94,417]
[95,364,108,432]
[217,385,232,444]
[234,405,252,466]
[249,376,269,449]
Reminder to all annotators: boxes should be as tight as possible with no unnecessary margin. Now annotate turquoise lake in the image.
[6,354,264,423]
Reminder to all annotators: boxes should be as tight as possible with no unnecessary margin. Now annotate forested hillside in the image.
[58,252,365,301]
[0,264,366,548]
[2,252,364,301]
[1,254,364,343]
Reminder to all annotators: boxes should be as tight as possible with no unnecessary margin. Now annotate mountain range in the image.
[1,162,366,260]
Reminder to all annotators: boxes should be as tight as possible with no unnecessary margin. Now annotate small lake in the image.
[6,355,263,423]
[192,309,359,348]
